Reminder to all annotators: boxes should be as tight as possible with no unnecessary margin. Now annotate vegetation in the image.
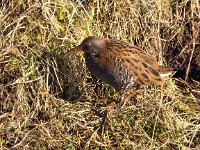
[0,0,200,149]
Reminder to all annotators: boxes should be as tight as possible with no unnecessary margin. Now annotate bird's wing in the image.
[106,40,164,85]
[123,55,163,85]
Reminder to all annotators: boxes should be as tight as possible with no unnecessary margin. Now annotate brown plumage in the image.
[70,36,173,92]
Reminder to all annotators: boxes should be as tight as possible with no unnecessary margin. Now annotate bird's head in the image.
[70,36,105,57]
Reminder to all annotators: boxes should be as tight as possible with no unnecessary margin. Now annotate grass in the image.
[0,0,200,149]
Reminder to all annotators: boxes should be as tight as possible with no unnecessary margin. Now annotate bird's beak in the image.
[70,45,82,52]
[66,45,82,54]
[67,45,82,54]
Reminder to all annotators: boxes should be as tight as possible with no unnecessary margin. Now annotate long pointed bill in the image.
[66,45,82,54]
[71,45,82,51]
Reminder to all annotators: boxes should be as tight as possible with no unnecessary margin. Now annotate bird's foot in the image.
[120,91,138,109]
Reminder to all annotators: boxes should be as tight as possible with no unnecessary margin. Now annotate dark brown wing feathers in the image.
[105,40,164,85]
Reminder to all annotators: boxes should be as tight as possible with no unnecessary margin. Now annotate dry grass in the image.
[0,0,200,149]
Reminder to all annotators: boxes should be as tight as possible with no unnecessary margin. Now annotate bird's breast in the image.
[84,52,122,91]
[97,53,138,91]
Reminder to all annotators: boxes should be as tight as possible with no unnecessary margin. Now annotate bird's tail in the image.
[158,66,175,79]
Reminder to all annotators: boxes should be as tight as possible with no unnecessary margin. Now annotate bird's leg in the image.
[121,93,133,108]
[143,86,147,94]
[120,88,138,108]
[106,105,119,119]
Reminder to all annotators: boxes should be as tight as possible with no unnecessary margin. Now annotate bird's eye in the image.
[87,43,91,47]
[82,44,90,51]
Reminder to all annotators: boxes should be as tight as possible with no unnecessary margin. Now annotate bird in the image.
[70,36,173,93]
